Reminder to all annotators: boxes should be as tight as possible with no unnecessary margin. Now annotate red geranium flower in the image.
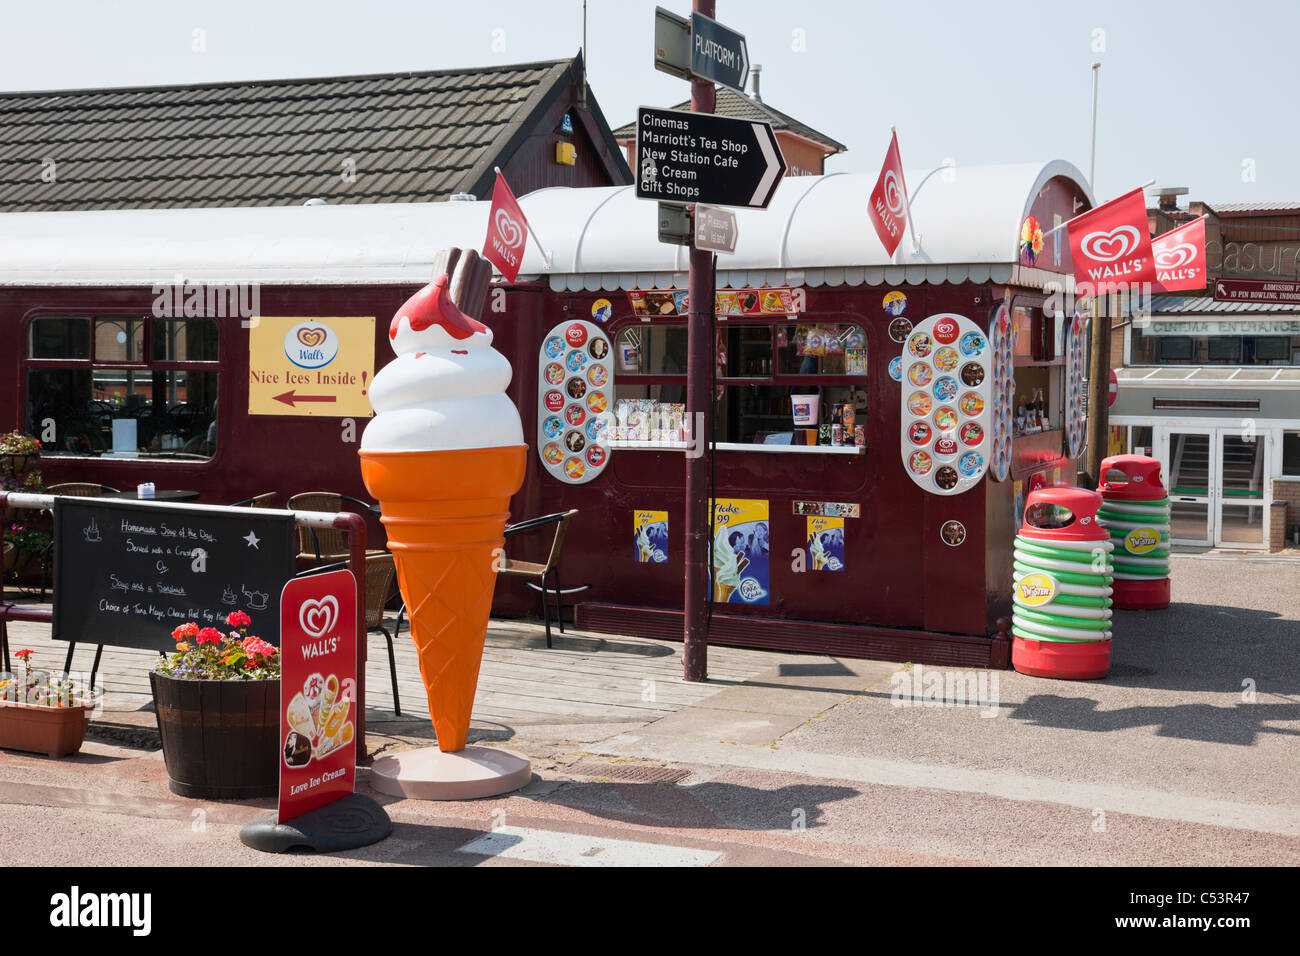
[226,611,251,629]
[14,649,33,660]
[196,627,223,646]
[171,622,200,641]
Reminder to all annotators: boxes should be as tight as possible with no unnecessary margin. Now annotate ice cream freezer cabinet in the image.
[494,281,1082,671]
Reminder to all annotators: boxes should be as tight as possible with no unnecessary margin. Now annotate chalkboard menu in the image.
[53,499,297,652]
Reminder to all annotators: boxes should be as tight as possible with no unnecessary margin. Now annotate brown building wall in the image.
[1273,477,1300,543]
[778,134,828,176]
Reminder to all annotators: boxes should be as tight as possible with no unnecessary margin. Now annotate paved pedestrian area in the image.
[1,553,1298,866]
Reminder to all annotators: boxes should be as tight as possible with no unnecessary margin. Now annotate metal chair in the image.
[498,509,580,648]
[286,492,377,566]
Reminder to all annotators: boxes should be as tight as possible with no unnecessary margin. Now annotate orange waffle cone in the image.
[359,446,527,752]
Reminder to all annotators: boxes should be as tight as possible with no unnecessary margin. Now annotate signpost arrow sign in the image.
[690,12,748,93]
[635,105,786,209]
[1213,277,1300,305]
[695,204,737,254]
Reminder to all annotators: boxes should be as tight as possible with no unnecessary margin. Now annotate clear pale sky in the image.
[2,0,1295,205]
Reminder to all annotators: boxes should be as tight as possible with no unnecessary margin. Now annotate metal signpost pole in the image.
[683,0,716,684]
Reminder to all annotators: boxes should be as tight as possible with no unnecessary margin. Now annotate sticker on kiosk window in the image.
[537,319,612,485]
[899,313,992,496]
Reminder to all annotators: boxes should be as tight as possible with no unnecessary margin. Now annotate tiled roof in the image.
[1208,201,1300,214]
[0,58,581,211]
[613,87,846,152]
[1151,294,1296,314]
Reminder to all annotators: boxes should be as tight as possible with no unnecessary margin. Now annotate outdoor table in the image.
[98,489,201,502]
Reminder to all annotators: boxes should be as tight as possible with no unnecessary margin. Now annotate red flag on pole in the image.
[1150,217,1207,293]
[1067,187,1156,290]
[482,172,528,283]
[868,131,909,258]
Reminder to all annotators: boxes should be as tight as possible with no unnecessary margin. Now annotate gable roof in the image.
[613,87,846,153]
[0,55,627,211]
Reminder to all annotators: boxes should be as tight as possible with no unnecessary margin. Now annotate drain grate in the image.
[570,762,692,784]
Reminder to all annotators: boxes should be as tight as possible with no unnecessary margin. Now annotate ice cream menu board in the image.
[278,568,357,823]
[537,320,613,484]
[52,499,296,651]
[899,313,993,496]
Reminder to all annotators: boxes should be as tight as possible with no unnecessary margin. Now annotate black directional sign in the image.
[634,106,787,210]
[690,12,748,93]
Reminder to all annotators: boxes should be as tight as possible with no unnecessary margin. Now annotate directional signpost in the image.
[695,204,737,254]
[634,106,786,209]
[690,11,748,92]
[1213,277,1300,306]
[648,3,775,686]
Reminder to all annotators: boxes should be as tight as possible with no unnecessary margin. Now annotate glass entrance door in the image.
[1160,429,1216,546]
[1216,431,1268,549]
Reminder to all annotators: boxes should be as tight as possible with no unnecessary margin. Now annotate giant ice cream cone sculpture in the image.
[359,267,525,753]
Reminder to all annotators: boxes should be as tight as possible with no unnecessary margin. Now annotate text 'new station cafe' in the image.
[3,158,1104,669]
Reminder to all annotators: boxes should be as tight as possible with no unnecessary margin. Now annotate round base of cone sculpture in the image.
[369,745,532,800]
[359,445,527,752]
[1112,576,1170,610]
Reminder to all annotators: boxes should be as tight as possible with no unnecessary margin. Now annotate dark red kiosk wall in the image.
[495,282,1056,642]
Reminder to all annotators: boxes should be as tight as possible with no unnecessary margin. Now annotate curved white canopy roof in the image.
[0,160,1090,289]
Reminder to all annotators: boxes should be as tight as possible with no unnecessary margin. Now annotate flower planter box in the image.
[149,671,279,800]
[0,452,38,478]
[0,700,92,757]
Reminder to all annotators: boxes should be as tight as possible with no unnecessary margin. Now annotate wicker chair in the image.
[286,492,376,566]
[498,509,581,648]
[292,551,402,716]
[38,484,119,600]
[45,482,120,496]
[233,492,278,508]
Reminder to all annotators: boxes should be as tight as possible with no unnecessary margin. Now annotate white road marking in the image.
[456,826,721,867]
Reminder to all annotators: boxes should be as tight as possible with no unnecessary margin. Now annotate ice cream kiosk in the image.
[497,160,1095,669]
[0,160,1093,670]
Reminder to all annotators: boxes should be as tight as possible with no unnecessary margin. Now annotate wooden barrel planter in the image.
[149,672,279,799]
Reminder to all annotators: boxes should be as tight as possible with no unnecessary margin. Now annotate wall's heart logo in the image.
[299,596,338,639]
[1081,225,1140,263]
[882,169,906,216]
[296,327,327,348]
[1154,242,1197,270]
[494,208,524,249]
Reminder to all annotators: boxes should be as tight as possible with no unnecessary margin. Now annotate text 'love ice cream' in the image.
[360,275,525,453]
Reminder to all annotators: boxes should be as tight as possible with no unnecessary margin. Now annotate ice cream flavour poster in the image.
[710,498,770,605]
[633,510,668,564]
[807,516,845,572]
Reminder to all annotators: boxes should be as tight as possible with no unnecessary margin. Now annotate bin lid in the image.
[1019,486,1109,542]
[1099,455,1167,500]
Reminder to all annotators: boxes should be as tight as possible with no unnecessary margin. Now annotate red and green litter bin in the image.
[1096,455,1171,610]
[1012,486,1114,680]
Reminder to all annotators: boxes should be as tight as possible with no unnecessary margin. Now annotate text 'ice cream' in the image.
[360,274,524,452]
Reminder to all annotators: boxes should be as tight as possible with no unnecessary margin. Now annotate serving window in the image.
[24,315,220,459]
[613,318,867,448]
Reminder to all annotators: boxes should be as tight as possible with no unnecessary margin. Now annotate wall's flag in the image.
[1151,217,1207,293]
[483,172,528,282]
[1067,187,1156,289]
[868,131,909,258]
